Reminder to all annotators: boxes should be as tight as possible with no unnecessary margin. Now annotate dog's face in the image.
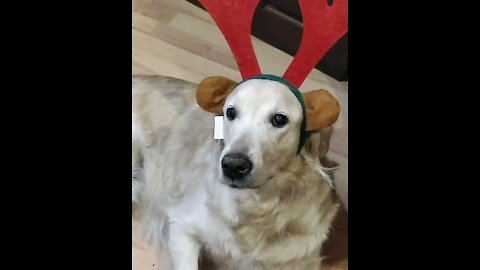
[220,79,303,188]
[196,76,340,189]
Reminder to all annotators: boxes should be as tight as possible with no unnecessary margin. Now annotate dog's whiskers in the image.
[307,158,339,189]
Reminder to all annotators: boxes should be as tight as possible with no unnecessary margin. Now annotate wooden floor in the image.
[132,1,348,269]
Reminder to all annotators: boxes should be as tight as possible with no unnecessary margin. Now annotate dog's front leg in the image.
[167,223,201,270]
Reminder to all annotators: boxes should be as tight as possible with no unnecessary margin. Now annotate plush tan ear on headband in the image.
[196,76,238,114]
[303,89,340,131]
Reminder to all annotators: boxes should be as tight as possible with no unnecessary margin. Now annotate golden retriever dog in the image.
[132,75,342,270]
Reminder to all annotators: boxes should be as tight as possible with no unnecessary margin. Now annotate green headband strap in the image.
[238,74,309,154]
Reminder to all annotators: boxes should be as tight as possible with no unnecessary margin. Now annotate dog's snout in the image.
[221,153,253,180]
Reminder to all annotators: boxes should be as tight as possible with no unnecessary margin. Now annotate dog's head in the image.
[197,76,340,189]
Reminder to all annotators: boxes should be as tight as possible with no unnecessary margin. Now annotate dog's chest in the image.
[193,187,247,260]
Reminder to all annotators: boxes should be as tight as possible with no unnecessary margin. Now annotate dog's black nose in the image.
[221,153,253,180]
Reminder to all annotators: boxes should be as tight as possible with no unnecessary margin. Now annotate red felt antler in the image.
[199,0,347,87]
[283,0,348,87]
[198,0,261,79]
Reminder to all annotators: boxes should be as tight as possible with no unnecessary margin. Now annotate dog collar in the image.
[238,74,309,154]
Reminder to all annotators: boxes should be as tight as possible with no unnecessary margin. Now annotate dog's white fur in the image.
[132,75,339,270]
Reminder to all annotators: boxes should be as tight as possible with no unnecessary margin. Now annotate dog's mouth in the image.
[226,180,243,189]
[222,175,273,189]
[222,177,251,189]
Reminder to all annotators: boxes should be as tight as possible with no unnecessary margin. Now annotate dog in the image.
[132,74,341,270]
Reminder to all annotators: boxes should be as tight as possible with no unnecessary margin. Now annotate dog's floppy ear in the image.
[303,89,340,131]
[196,76,238,114]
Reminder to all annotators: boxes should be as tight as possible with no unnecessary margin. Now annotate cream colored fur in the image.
[132,75,339,270]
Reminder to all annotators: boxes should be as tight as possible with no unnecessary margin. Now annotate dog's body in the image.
[132,75,339,270]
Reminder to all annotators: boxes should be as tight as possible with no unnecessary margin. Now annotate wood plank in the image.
[133,11,238,71]
[133,29,242,81]
[132,60,156,75]
[132,11,159,34]
[178,0,214,23]
[152,23,239,71]
[132,47,205,82]
[168,12,228,47]
[132,0,179,24]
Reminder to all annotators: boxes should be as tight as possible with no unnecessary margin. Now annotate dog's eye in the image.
[271,114,288,128]
[226,107,236,120]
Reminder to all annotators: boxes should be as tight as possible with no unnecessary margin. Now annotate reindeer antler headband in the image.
[197,0,348,153]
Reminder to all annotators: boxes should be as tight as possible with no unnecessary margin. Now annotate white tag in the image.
[214,116,224,140]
